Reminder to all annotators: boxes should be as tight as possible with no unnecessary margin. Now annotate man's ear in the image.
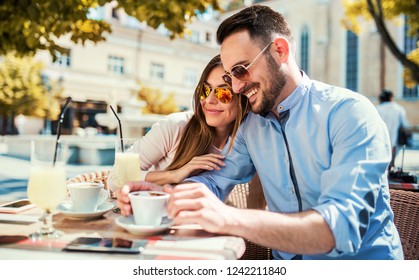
[272,37,289,63]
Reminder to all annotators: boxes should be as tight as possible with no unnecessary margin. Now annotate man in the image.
[118,5,403,259]
[376,89,410,171]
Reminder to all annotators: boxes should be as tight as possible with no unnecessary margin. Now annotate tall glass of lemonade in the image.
[113,138,141,189]
[27,139,67,240]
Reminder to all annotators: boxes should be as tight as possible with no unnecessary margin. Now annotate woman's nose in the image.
[206,90,219,103]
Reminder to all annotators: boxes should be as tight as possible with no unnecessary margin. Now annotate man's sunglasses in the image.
[200,84,233,104]
[222,41,273,87]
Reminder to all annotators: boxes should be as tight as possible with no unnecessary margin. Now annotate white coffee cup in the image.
[128,191,169,226]
[67,182,108,213]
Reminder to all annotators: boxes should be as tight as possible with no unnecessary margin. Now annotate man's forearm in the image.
[225,208,335,255]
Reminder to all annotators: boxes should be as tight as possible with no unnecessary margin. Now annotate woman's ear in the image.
[272,37,289,63]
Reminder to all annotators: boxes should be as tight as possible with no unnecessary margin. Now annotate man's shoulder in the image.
[307,81,380,120]
[310,81,368,104]
[378,102,405,113]
[393,102,406,111]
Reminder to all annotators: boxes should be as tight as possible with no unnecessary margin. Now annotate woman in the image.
[109,55,250,189]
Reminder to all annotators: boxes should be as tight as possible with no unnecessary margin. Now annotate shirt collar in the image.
[260,71,311,118]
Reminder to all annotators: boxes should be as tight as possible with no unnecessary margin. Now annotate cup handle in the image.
[97,189,109,205]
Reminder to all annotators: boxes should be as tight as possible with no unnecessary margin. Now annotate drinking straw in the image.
[109,105,124,153]
[53,97,72,166]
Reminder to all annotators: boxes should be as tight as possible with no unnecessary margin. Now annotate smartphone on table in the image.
[64,237,146,254]
[0,199,35,214]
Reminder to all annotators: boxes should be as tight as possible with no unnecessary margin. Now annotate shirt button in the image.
[278,105,284,110]
[290,188,295,194]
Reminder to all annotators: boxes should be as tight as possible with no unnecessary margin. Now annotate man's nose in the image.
[232,78,246,94]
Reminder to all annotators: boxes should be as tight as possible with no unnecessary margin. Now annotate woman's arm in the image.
[145,153,225,185]
[108,112,192,190]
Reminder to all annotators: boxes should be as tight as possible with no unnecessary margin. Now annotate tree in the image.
[137,85,179,115]
[0,53,61,129]
[226,0,245,11]
[342,0,419,87]
[0,0,220,59]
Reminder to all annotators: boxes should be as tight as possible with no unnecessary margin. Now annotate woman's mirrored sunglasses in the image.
[200,84,233,104]
[222,41,273,86]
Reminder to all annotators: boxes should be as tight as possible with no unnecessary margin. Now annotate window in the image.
[206,32,212,43]
[402,18,418,99]
[112,8,119,19]
[345,31,359,92]
[108,56,124,75]
[191,31,200,44]
[88,6,105,20]
[53,50,71,68]
[300,26,309,75]
[184,69,197,86]
[150,63,164,80]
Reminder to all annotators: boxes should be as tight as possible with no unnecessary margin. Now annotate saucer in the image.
[115,215,173,235]
[57,201,114,220]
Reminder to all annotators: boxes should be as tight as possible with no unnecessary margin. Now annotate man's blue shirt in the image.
[189,73,403,260]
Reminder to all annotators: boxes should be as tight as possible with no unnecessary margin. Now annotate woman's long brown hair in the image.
[166,55,249,171]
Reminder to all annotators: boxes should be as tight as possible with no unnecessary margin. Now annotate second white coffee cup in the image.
[129,190,169,226]
[67,182,108,213]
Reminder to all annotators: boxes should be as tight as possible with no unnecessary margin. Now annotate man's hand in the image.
[166,182,237,234]
[116,181,168,216]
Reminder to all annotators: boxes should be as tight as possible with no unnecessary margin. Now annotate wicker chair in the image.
[389,189,419,260]
[67,170,114,197]
[226,179,272,260]
[67,170,272,259]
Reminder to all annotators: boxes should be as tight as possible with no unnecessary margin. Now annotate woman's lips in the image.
[205,108,223,114]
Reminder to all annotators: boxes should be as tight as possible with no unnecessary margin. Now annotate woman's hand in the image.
[145,153,225,185]
[172,153,225,183]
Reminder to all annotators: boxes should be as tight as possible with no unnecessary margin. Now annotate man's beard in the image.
[253,53,286,115]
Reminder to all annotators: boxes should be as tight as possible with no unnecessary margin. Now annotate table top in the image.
[0,202,245,260]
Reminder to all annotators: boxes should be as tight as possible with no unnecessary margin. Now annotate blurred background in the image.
[1,0,418,136]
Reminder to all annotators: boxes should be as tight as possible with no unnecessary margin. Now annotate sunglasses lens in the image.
[214,88,233,104]
[201,84,233,104]
[231,65,251,81]
[201,84,211,100]
[222,74,232,87]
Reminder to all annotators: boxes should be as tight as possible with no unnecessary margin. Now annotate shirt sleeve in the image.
[107,112,191,189]
[138,112,191,180]
[188,121,256,201]
[312,96,391,257]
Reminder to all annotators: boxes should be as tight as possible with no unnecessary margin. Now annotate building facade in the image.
[35,3,219,132]
[233,0,418,124]
[35,0,418,129]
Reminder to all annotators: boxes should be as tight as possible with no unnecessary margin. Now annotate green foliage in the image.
[405,42,419,88]
[226,0,244,11]
[137,85,180,115]
[0,53,61,119]
[119,0,220,38]
[0,0,220,58]
[342,0,418,36]
[342,0,419,86]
